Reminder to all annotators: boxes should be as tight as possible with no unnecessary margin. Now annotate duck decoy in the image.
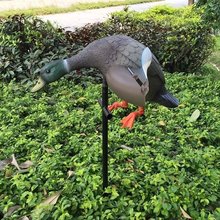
[31,35,179,129]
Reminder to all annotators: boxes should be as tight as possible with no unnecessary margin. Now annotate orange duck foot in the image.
[120,107,144,129]
[108,101,128,111]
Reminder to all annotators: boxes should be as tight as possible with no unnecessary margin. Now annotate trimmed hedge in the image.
[0,7,215,82]
[196,0,220,30]
[68,6,215,73]
[0,7,214,82]
[0,15,81,82]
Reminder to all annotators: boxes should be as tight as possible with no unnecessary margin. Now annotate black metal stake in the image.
[98,78,112,190]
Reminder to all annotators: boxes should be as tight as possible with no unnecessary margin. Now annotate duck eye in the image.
[46,69,50,74]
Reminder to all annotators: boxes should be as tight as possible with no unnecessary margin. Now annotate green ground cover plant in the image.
[0,71,219,219]
[0,0,160,18]
[0,15,82,82]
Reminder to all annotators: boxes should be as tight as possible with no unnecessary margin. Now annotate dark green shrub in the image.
[0,15,79,82]
[0,7,215,83]
[67,6,214,73]
[196,0,220,31]
[105,6,214,73]
[65,22,106,46]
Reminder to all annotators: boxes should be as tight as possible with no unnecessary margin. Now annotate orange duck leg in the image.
[108,101,144,129]
[120,107,144,129]
[108,100,128,111]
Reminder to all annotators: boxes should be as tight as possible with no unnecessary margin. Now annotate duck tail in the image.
[154,88,179,108]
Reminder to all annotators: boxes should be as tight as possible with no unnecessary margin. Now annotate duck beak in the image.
[31,77,46,92]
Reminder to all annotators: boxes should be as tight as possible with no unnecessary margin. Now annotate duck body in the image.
[32,35,179,128]
[64,35,176,107]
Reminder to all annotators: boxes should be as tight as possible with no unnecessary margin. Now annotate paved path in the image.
[39,0,188,31]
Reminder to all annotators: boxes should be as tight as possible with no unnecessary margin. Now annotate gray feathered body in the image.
[67,35,166,106]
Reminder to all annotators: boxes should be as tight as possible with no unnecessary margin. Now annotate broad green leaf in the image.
[111,186,119,200]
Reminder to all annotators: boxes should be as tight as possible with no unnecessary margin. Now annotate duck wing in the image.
[104,35,145,68]
[148,54,165,84]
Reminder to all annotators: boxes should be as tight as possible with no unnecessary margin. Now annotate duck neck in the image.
[65,50,96,73]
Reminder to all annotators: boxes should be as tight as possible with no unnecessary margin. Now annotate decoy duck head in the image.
[31,59,69,92]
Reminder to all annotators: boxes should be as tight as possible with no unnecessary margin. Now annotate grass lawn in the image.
[0,0,160,18]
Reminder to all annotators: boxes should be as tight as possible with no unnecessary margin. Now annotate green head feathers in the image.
[31,59,69,92]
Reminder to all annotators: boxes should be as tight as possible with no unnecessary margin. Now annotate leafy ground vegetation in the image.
[0,71,220,220]
[0,5,220,220]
